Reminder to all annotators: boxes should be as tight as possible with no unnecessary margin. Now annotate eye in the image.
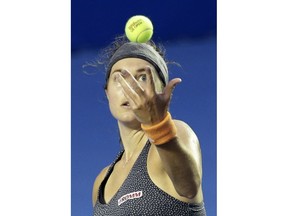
[138,74,147,82]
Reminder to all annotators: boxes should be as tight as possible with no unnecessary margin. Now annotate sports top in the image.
[93,141,206,216]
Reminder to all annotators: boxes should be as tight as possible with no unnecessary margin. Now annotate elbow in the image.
[176,177,201,199]
[177,188,198,199]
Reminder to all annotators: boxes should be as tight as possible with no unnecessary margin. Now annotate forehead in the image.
[111,58,156,72]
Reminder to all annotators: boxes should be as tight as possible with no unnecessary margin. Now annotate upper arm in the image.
[148,119,204,200]
[173,120,203,176]
[92,166,109,207]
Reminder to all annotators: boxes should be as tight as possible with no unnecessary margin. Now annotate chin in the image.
[113,112,141,128]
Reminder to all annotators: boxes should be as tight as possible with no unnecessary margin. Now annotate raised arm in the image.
[116,66,203,199]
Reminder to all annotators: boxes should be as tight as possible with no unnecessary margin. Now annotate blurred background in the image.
[71,0,216,215]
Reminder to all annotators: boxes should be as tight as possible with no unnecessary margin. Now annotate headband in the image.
[106,42,168,86]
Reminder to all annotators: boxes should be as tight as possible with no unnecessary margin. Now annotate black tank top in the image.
[93,141,206,216]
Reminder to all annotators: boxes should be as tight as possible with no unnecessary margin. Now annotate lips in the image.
[121,101,130,107]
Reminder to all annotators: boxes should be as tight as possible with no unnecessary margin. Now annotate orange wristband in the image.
[141,112,177,145]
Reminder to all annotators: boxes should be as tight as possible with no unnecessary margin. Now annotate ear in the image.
[105,89,109,100]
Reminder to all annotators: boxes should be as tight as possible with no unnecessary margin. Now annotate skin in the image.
[92,58,204,207]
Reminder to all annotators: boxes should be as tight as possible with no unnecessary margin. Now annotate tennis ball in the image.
[125,15,153,43]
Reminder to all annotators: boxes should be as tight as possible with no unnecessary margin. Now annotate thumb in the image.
[163,78,182,101]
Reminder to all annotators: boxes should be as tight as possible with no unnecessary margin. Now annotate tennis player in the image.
[92,36,206,215]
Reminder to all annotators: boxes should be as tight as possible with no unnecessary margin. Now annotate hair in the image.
[82,34,180,90]
[95,34,169,89]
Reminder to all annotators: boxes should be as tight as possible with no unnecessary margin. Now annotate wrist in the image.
[141,112,177,145]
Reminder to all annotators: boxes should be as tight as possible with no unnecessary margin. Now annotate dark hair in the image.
[83,34,179,89]
[102,35,168,89]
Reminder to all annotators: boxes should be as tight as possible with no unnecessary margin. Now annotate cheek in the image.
[106,84,123,104]
[106,90,119,102]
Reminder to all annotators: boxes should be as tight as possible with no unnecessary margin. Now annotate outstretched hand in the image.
[116,66,181,125]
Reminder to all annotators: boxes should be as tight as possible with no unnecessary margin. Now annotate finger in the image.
[121,69,145,95]
[163,78,182,101]
[116,73,139,106]
[144,66,156,95]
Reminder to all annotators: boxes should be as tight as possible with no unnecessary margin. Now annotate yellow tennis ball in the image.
[125,15,153,43]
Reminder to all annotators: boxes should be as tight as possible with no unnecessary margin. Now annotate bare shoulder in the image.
[173,119,200,147]
[92,165,110,207]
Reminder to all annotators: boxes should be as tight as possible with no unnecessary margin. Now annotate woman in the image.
[92,36,206,215]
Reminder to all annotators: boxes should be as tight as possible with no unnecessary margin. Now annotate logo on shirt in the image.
[118,191,143,206]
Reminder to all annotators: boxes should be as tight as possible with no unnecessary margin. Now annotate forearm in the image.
[141,113,202,199]
[155,137,201,199]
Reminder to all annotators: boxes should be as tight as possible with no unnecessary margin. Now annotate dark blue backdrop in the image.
[72,0,216,51]
[72,1,216,215]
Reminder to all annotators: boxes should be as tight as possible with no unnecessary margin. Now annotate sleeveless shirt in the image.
[93,141,206,216]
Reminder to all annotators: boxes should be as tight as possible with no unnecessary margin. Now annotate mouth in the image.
[121,101,130,107]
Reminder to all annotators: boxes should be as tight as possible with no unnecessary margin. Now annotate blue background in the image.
[72,0,216,215]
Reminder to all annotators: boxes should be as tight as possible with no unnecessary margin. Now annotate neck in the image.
[118,121,147,161]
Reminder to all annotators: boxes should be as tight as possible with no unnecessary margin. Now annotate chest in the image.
[102,145,167,204]
[104,163,132,203]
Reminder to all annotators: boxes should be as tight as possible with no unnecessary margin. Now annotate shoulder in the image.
[173,119,200,146]
[92,165,110,207]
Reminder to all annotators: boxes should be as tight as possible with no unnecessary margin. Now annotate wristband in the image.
[141,112,177,145]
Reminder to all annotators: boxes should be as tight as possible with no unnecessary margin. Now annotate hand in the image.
[116,66,181,125]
